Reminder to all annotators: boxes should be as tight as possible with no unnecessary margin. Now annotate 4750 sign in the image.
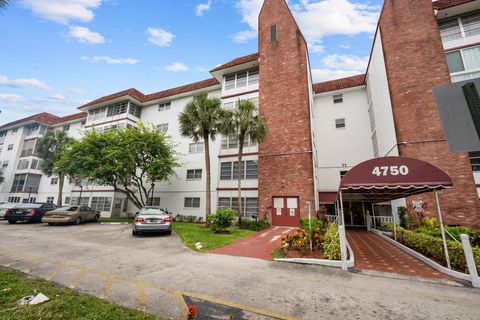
[372,165,409,177]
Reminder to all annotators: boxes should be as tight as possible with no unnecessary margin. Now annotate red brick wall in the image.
[380,0,480,227]
[258,0,315,225]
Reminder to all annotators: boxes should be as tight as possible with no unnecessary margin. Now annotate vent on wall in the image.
[270,24,277,42]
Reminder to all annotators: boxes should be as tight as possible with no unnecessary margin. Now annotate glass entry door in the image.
[344,202,366,227]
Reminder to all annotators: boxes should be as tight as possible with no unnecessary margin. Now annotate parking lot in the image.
[0,221,479,320]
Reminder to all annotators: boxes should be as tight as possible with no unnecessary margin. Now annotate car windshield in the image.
[139,208,166,215]
[53,206,78,212]
[17,203,43,209]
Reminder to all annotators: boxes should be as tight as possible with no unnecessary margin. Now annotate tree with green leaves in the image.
[179,92,222,217]
[58,124,179,209]
[36,129,74,207]
[0,0,11,12]
[220,99,268,220]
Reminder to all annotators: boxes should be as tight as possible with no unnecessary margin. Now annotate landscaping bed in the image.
[0,269,162,320]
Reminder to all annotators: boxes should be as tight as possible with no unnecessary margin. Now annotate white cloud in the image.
[81,56,138,65]
[322,54,369,71]
[68,26,105,44]
[48,94,66,101]
[21,0,102,24]
[147,27,174,47]
[0,93,23,104]
[0,75,50,90]
[339,42,351,49]
[165,62,189,72]
[233,0,379,49]
[311,69,361,82]
[195,0,212,16]
[66,87,86,95]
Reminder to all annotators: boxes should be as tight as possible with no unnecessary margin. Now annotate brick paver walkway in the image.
[346,229,450,279]
[210,226,297,260]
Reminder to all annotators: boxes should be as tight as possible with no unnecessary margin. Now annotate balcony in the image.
[440,13,480,50]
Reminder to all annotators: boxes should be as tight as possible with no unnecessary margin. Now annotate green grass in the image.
[98,217,133,224]
[271,247,285,259]
[172,222,254,252]
[0,269,163,320]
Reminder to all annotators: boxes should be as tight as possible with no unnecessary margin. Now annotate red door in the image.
[271,196,299,227]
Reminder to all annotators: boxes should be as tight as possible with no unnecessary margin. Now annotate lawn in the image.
[172,222,254,252]
[0,269,163,320]
[98,217,133,224]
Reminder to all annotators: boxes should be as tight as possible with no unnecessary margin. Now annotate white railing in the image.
[371,216,394,230]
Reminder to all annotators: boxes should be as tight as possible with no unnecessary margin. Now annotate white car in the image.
[0,203,17,220]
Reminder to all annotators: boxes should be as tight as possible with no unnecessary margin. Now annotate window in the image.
[107,100,129,117]
[469,151,480,171]
[129,102,142,118]
[62,124,70,131]
[221,134,256,149]
[189,142,204,153]
[88,107,107,121]
[439,12,480,42]
[220,160,258,180]
[462,12,480,38]
[218,197,258,217]
[270,24,277,42]
[446,46,480,82]
[71,197,90,206]
[25,124,39,136]
[335,118,346,129]
[91,197,112,211]
[7,144,13,151]
[147,197,161,206]
[186,169,202,180]
[158,102,171,111]
[50,178,59,185]
[439,18,462,42]
[30,159,39,170]
[11,174,26,192]
[8,196,21,203]
[333,94,343,104]
[12,128,18,134]
[2,161,8,168]
[224,68,260,91]
[46,197,54,204]
[17,160,29,170]
[81,121,86,127]
[184,197,200,208]
[65,197,71,204]
[158,123,169,133]
[20,139,37,157]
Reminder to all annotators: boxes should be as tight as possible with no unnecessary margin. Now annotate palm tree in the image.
[0,0,12,12]
[220,99,267,220]
[37,129,74,207]
[179,92,222,217]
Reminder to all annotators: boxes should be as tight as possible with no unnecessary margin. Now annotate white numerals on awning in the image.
[372,165,409,177]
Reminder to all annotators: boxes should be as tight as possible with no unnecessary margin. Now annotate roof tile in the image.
[313,74,366,94]
[210,53,259,73]
[433,0,475,10]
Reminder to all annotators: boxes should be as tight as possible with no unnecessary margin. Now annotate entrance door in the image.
[271,196,300,227]
[112,199,122,217]
[344,202,366,227]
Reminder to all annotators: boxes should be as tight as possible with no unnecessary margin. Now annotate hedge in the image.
[394,226,480,273]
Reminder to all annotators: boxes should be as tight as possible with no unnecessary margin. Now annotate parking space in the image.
[0,221,479,320]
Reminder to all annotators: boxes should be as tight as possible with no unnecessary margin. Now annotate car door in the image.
[84,206,95,221]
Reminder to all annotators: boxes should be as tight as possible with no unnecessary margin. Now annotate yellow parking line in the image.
[68,269,89,289]
[46,265,66,281]
[100,275,114,300]
[136,281,146,312]
[4,260,16,268]
[23,260,45,274]
[181,291,300,320]
[175,291,188,319]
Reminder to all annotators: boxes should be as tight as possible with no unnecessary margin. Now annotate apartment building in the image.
[1,0,479,227]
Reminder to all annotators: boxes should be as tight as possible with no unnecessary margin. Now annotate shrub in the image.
[300,217,324,235]
[323,223,340,260]
[173,214,203,223]
[393,226,480,272]
[209,209,236,233]
[422,217,440,231]
[281,229,309,254]
[238,218,270,231]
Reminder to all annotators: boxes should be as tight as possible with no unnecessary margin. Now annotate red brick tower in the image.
[257,0,315,226]
[379,0,480,227]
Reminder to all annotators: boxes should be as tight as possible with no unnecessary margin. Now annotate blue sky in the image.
[0,0,383,124]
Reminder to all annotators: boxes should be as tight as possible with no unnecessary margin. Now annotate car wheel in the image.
[132,230,138,236]
[74,217,81,225]
[165,230,172,235]
[93,214,100,222]
[48,223,54,226]
[7,220,16,224]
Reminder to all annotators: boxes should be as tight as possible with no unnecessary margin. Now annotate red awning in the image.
[339,157,453,203]
[319,192,337,204]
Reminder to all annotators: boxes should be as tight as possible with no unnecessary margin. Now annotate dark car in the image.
[5,203,57,224]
